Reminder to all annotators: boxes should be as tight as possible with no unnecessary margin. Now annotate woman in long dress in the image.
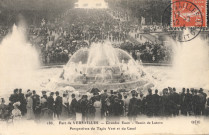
[93,96,102,120]
[61,93,69,119]
[26,92,35,120]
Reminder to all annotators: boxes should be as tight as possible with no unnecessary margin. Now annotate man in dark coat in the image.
[185,89,193,115]
[100,89,109,118]
[109,90,116,104]
[171,88,180,116]
[112,97,123,120]
[199,88,207,115]
[80,95,88,121]
[152,89,160,116]
[55,91,62,119]
[117,94,124,116]
[193,90,201,115]
[108,90,116,117]
[32,90,41,120]
[145,89,154,116]
[128,93,138,121]
[47,92,55,119]
[70,94,77,120]
[9,89,19,105]
[18,89,27,115]
[161,88,170,116]
[180,88,187,115]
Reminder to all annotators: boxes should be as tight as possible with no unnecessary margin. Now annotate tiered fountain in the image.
[57,41,152,91]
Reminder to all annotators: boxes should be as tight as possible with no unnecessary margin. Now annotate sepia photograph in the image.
[0,0,209,134]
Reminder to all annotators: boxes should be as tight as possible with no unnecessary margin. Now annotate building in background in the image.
[74,0,108,9]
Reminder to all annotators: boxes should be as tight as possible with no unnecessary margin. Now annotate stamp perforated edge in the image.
[170,0,207,28]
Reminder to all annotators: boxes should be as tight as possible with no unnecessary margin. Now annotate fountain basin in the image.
[57,79,149,92]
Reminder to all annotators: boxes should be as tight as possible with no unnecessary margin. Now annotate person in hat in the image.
[192,90,201,115]
[185,89,192,115]
[198,88,207,115]
[61,93,69,119]
[40,94,48,120]
[190,88,195,113]
[118,94,124,116]
[167,88,174,116]
[9,89,19,105]
[180,88,187,115]
[145,88,154,116]
[26,92,35,120]
[32,90,41,120]
[161,88,170,116]
[47,92,55,119]
[42,91,47,99]
[128,93,138,121]
[55,91,62,119]
[171,88,180,116]
[12,102,22,121]
[80,95,88,121]
[112,97,122,120]
[100,89,109,118]
[109,90,115,103]
[76,95,83,120]
[18,89,27,116]
[70,93,77,120]
[152,89,160,116]
[108,90,117,118]
[40,91,47,109]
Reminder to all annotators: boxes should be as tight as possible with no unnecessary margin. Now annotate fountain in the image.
[151,31,209,92]
[171,34,209,89]
[57,41,153,91]
[0,25,40,95]
[1,25,207,96]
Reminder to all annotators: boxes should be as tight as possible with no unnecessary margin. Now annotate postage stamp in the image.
[171,0,207,27]
[162,0,207,42]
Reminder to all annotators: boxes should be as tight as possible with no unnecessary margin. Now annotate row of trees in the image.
[107,0,169,25]
[0,0,76,26]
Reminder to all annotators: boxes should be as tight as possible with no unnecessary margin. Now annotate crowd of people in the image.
[37,8,173,64]
[39,9,131,64]
[108,8,172,63]
[0,87,209,123]
[0,7,173,65]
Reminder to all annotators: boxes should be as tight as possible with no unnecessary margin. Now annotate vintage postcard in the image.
[0,0,209,135]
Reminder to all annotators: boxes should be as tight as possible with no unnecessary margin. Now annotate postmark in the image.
[162,0,207,42]
[172,0,206,27]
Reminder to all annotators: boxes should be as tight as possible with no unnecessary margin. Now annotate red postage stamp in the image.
[171,0,207,27]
